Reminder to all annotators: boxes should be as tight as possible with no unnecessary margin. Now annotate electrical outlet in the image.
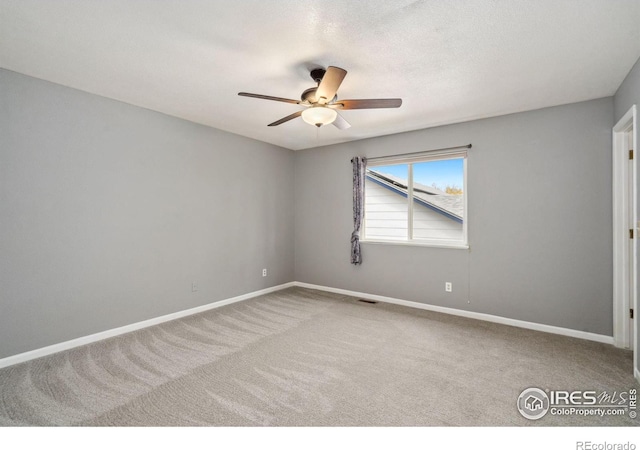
[192,282,198,292]
[445,282,452,293]
[262,268,267,277]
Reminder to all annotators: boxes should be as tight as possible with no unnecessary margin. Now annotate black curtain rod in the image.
[364,144,472,162]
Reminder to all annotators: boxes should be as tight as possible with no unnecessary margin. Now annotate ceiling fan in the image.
[238,66,402,129]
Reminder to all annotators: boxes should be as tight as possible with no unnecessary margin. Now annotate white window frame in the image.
[362,148,468,249]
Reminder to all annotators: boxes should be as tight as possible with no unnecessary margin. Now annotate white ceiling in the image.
[1,1,639,150]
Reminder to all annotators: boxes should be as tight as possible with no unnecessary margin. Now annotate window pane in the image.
[412,159,464,242]
[365,164,408,241]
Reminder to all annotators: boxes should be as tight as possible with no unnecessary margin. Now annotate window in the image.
[363,149,467,248]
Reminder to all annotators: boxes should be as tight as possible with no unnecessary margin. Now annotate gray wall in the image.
[613,55,640,375]
[0,69,295,359]
[295,98,614,335]
[614,56,640,123]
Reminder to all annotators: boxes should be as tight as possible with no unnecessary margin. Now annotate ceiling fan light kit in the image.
[238,66,402,129]
[301,106,337,127]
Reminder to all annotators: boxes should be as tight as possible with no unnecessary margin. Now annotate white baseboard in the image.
[0,282,295,370]
[0,280,619,370]
[294,282,616,345]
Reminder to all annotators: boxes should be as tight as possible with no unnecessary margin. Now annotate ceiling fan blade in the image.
[316,66,347,104]
[335,98,403,109]
[238,92,300,104]
[332,112,351,130]
[267,110,302,126]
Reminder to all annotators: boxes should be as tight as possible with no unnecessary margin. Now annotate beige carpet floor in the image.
[0,287,636,426]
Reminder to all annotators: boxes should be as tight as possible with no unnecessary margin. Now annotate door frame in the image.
[612,105,637,364]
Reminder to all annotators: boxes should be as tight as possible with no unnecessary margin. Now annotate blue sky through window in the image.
[371,158,463,191]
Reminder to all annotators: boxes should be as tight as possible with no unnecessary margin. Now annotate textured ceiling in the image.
[1,0,639,150]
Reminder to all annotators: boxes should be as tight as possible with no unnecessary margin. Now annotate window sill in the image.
[361,239,469,250]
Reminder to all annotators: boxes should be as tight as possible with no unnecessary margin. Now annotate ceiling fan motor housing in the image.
[301,87,318,103]
[301,87,337,105]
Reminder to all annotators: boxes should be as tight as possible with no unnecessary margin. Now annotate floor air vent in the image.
[357,299,378,304]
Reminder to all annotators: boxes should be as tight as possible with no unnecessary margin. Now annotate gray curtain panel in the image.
[351,156,367,264]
